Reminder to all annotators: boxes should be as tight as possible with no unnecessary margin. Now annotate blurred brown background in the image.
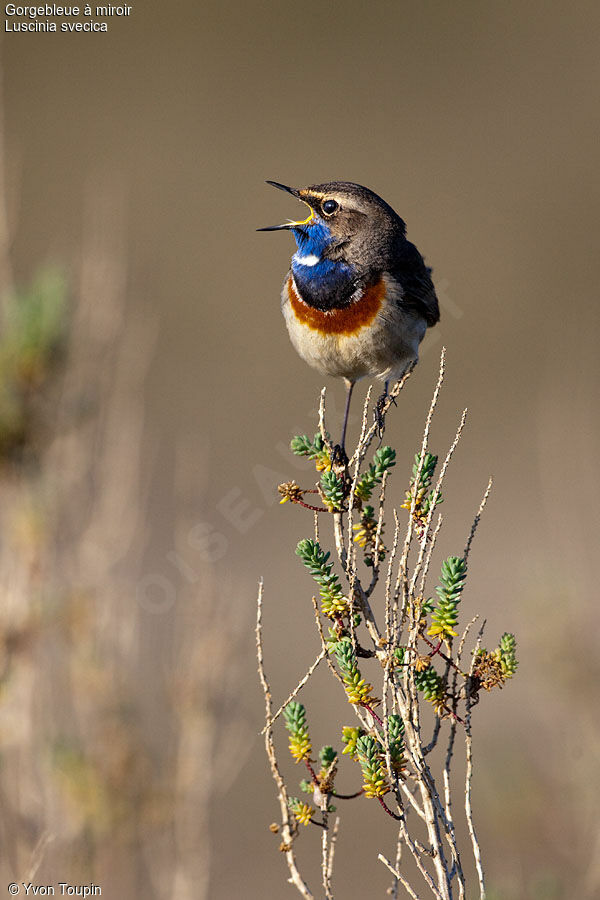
[1,1,599,897]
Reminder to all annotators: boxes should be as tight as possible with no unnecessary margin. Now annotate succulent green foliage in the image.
[296,539,349,618]
[354,446,396,502]
[288,796,314,826]
[333,638,353,675]
[473,632,519,691]
[414,664,446,708]
[402,451,443,521]
[415,450,437,486]
[280,395,519,835]
[317,745,338,792]
[334,638,377,706]
[393,646,407,667]
[387,714,406,773]
[319,745,337,768]
[290,431,331,471]
[355,734,389,798]
[420,596,435,616]
[341,725,363,758]
[321,469,345,510]
[428,556,468,640]
[0,268,67,457]
[290,434,313,456]
[325,626,341,653]
[354,503,375,536]
[498,632,518,678]
[283,701,312,763]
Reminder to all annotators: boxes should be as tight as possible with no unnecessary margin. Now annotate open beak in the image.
[257,181,315,231]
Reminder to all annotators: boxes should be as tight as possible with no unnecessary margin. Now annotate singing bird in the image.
[259,181,439,454]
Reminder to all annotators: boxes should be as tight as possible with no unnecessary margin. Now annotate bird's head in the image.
[258,181,406,275]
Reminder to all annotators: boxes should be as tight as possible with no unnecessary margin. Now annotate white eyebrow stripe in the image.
[294,254,320,267]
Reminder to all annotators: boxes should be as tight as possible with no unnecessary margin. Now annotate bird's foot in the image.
[374,390,396,442]
[331,444,349,471]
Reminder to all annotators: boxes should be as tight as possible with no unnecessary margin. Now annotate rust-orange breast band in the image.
[288,277,385,336]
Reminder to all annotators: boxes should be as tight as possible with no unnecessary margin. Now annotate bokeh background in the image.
[1,2,599,897]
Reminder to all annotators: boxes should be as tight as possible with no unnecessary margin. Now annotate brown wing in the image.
[390,240,440,327]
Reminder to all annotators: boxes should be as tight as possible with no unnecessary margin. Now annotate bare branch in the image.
[384,511,401,642]
[409,407,468,600]
[443,721,466,899]
[260,354,515,900]
[400,819,445,900]
[326,816,340,883]
[321,805,335,900]
[398,349,446,594]
[318,387,332,452]
[417,513,443,599]
[464,477,493,561]
[379,853,422,900]
[464,622,487,899]
[350,362,416,464]
[261,649,327,734]
[256,581,314,899]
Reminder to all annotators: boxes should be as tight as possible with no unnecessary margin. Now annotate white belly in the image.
[281,274,426,383]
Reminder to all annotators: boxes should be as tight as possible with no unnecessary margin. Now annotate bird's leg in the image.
[340,379,355,452]
[331,379,355,469]
[375,380,391,441]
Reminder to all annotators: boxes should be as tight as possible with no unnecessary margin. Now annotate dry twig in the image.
[258,350,516,898]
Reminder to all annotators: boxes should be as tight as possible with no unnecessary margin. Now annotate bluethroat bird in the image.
[259,181,439,455]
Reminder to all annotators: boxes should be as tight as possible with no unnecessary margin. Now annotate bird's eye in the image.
[322,199,339,216]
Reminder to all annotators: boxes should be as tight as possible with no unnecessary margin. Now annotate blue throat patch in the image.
[290,220,355,310]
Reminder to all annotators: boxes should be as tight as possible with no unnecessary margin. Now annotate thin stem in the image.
[320,802,334,900]
[261,355,501,900]
[400,819,445,900]
[349,363,415,465]
[318,387,333,452]
[295,498,330,513]
[417,513,443,599]
[327,817,340,883]
[261,649,326,734]
[465,623,487,899]
[465,719,485,898]
[428,639,443,659]
[256,581,314,899]
[360,702,383,727]
[305,759,319,783]
[340,378,355,452]
[379,854,421,900]
[464,477,493,561]
[408,407,468,601]
[332,788,363,800]
[379,796,403,820]
[420,634,466,677]
[423,716,442,756]
[443,718,466,898]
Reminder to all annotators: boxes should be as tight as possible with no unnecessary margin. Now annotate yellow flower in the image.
[278,481,304,504]
[427,622,458,639]
[290,797,315,825]
[289,732,312,763]
[363,777,389,799]
[315,455,331,472]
